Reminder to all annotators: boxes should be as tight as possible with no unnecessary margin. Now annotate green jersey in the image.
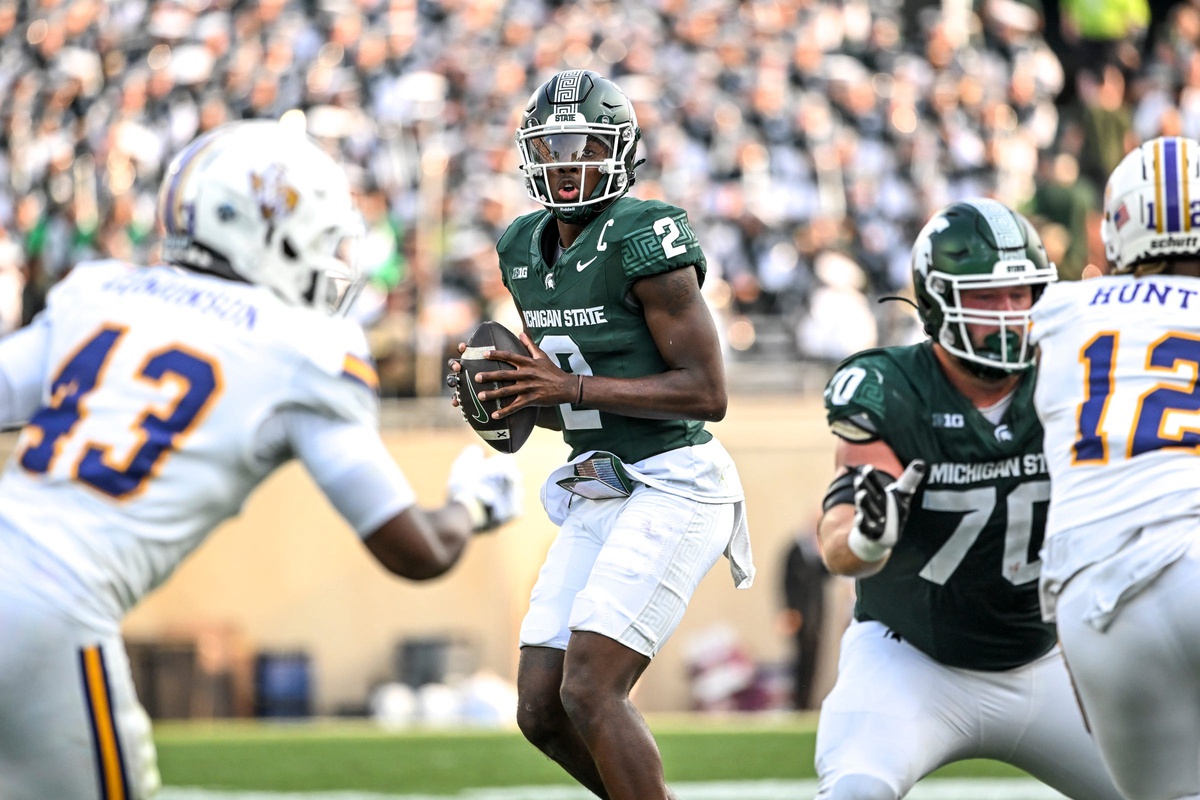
[498,197,713,463]
[824,342,1055,670]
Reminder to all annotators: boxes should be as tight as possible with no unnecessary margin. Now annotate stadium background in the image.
[0,0,1184,794]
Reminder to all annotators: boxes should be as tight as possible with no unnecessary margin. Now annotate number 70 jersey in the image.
[1031,274,1200,540]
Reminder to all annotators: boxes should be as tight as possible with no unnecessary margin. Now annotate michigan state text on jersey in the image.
[812,200,1121,800]
[499,195,713,463]
[468,69,753,800]
[826,343,1052,669]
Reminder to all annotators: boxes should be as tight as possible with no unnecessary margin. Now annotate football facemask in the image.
[516,70,640,224]
[911,199,1058,373]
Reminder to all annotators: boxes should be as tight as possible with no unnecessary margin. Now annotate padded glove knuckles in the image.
[847,460,927,562]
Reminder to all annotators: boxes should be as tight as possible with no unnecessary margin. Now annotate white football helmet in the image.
[157,120,365,314]
[1103,136,1200,273]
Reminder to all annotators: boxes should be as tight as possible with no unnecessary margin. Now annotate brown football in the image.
[459,321,538,453]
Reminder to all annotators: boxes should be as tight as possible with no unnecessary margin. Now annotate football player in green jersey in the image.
[814,200,1122,800]
[449,70,753,800]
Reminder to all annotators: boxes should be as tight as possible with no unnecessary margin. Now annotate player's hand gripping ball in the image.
[449,321,538,453]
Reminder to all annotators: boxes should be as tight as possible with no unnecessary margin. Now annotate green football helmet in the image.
[516,70,641,225]
[911,199,1058,375]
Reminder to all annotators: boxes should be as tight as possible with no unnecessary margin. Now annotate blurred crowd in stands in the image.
[0,0,1181,395]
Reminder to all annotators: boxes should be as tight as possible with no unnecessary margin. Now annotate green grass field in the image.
[153,714,1052,797]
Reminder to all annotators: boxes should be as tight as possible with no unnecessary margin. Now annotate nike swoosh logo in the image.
[576,257,597,272]
[465,377,490,425]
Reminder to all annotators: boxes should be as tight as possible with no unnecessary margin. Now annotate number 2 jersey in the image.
[825,342,1055,670]
[498,196,712,464]
[1031,275,1200,622]
[0,260,415,631]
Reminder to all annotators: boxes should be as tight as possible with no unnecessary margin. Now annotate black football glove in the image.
[446,359,470,424]
[847,460,927,562]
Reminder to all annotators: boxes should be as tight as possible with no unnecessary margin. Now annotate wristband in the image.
[575,374,585,406]
[847,525,891,562]
[450,493,488,532]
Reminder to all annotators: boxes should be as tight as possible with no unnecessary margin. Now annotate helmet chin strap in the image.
[960,357,1017,382]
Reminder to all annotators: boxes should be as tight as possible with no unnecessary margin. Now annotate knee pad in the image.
[829,774,899,800]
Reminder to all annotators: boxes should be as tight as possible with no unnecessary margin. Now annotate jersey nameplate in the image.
[522,306,608,329]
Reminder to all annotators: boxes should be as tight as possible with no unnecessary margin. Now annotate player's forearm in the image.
[574,369,726,421]
[819,504,889,578]
[364,506,471,581]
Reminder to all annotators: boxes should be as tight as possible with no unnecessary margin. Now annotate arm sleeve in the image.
[282,407,418,538]
[0,316,51,427]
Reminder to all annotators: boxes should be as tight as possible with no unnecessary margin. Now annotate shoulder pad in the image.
[498,211,547,254]
[614,198,705,282]
[1028,279,1093,345]
[830,413,880,443]
[289,345,379,427]
[824,355,891,439]
[824,357,887,411]
[46,259,133,307]
[270,311,379,404]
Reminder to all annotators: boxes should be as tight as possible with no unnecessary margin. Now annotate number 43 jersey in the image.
[498,196,712,463]
[0,260,388,630]
[1031,275,1200,563]
[825,342,1055,670]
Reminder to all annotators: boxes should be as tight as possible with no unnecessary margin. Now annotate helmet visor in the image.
[527,132,612,165]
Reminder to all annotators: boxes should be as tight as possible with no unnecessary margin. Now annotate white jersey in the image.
[0,260,414,631]
[1030,275,1200,617]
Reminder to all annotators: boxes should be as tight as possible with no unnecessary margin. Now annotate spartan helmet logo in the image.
[545,272,555,290]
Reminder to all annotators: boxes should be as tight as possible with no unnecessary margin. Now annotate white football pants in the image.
[0,582,160,800]
[815,619,1123,800]
[1056,534,1200,800]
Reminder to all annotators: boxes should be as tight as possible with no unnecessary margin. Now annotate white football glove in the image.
[847,460,927,562]
[447,444,522,532]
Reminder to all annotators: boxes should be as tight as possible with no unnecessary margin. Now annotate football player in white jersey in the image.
[0,120,522,800]
[1031,135,1200,800]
